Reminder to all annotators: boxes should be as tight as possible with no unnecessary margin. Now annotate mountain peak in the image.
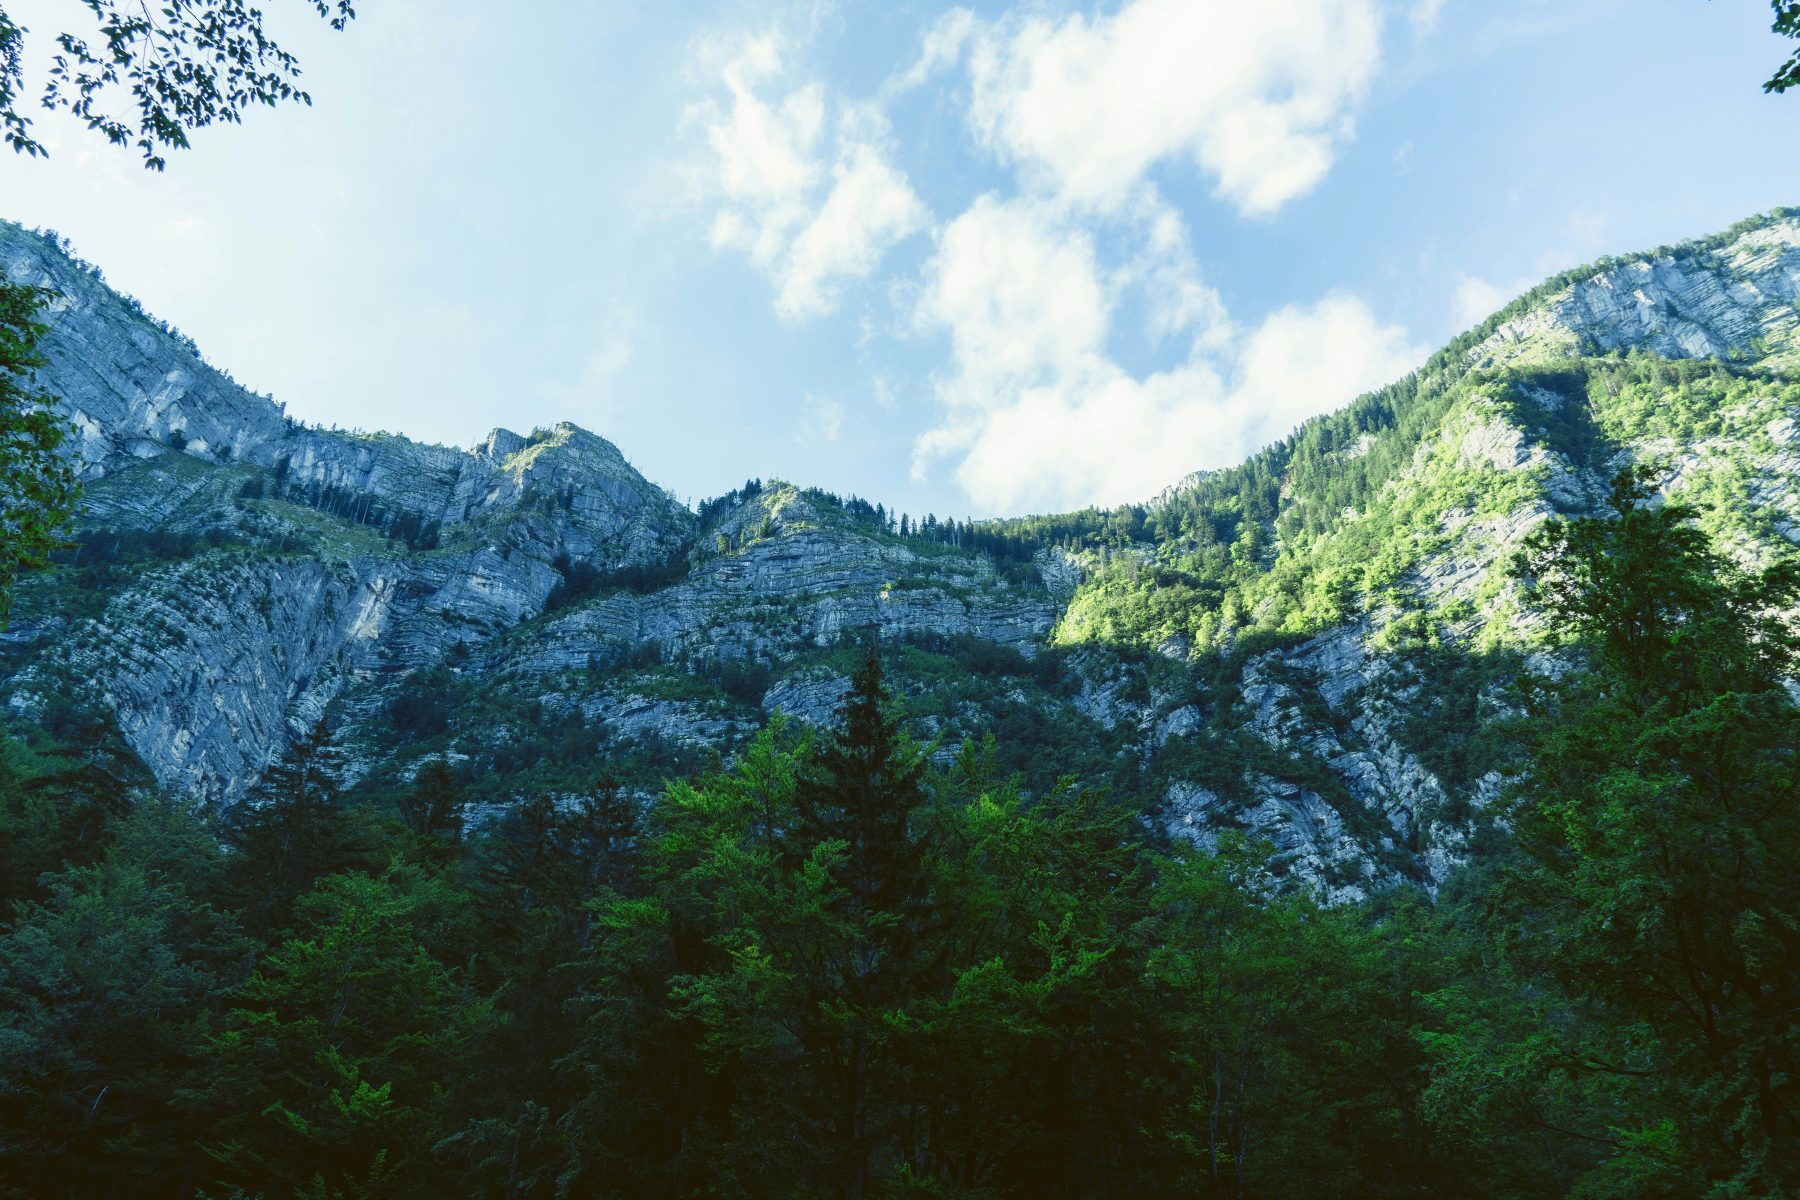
[1459,207,1800,374]
[3,206,1797,895]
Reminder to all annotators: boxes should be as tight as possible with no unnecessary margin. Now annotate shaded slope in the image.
[0,210,1795,895]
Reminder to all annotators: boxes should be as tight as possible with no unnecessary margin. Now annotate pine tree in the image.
[396,759,466,850]
[789,650,933,1199]
[222,723,371,936]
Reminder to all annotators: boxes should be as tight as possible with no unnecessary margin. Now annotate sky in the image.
[0,0,1796,519]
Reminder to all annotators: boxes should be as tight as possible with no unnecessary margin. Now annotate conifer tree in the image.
[396,759,466,850]
[789,649,933,1199]
[222,723,371,935]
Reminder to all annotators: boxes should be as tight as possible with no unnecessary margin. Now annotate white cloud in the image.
[705,37,823,212]
[688,2,1420,512]
[1451,274,1517,328]
[1408,0,1448,37]
[912,197,1423,513]
[797,393,845,444]
[916,195,1111,393]
[962,0,1385,216]
[692,35,927,320]
[893,7,977,93]
[1123,191,1232,346]
[778,144,928,318]
[1231,294,1424,437]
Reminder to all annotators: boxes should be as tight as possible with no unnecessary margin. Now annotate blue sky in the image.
[0,0,1795,518]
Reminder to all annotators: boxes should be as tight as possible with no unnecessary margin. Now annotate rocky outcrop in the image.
[3,211,1796,896]
[1468,215,1800,371]
[2,222,692,571]
[6,554,383,801]
[0,222,697,799]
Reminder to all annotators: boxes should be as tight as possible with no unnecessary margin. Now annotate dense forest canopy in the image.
[1,470,1795,1198]
[0,4,1796,1193]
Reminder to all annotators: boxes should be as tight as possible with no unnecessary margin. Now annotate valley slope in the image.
[4,211,1797,897]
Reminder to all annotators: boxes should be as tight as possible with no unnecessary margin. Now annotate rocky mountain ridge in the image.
[3,210,1797,897]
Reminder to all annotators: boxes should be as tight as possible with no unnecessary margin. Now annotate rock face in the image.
[3,227,691,567]
[503,490,1055,679]
[3,210,1798,892]
[1469,217,1800,372]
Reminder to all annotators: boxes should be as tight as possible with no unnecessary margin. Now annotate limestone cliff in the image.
[3,210,1796,893]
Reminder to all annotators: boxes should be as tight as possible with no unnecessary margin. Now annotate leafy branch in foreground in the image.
[1457,466,1800,1193]
[0,0,356,168]
[0,279,77,628]
[1767,0,1800,92]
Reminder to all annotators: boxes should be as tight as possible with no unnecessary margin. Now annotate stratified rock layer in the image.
[4,210,1798,892]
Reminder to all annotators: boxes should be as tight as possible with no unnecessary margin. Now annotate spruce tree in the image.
[222,722,370,936]
[396,759,466,851]
[789,648,933,1199]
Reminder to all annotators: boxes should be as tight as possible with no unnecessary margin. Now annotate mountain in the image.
[3,210,1797,898]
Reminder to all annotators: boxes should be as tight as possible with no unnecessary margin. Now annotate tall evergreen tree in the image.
[1447,467,1800,1195]
[221,723,372,937]
[395,759,467,855]
[788,650,934,1198]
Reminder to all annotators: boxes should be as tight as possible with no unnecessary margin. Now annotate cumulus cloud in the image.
[916,195,1112,394]
[778,145,929,318]
[796,393,846,444]
[1450,272,1532,329]
[1408,0,1448,37]
[687,3,1417,513]
[1122,192,1233,347]
[692,35,927,320]
[913,196,1424,514]
[962,0,1385,216]
[1231,294,1424,437]
[893,7,977,93]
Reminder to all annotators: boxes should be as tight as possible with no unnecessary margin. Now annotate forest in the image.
[0,12,1797,1194]
[1,468,1796,1199]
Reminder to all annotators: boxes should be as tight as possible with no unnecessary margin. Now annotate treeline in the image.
[0,473,1795,1198]
[697,477,1138,566]
[1057,356,1800,655]
[238,457,443,551]
[545,552,691,612]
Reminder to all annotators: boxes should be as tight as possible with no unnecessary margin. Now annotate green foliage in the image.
[0,710,145,914]
[1764,0,1800,93]
[0,280,78,629]
[1421,469,1800,1196]
[0,476,1795,1197]
[200,863,495,1200]
[0,0,357,168]
[556,660,1452,1198]
[221,725,381,938]
[1510,469,1799,1191]
[1053,353,1800,660]
[0,799,250,1199]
